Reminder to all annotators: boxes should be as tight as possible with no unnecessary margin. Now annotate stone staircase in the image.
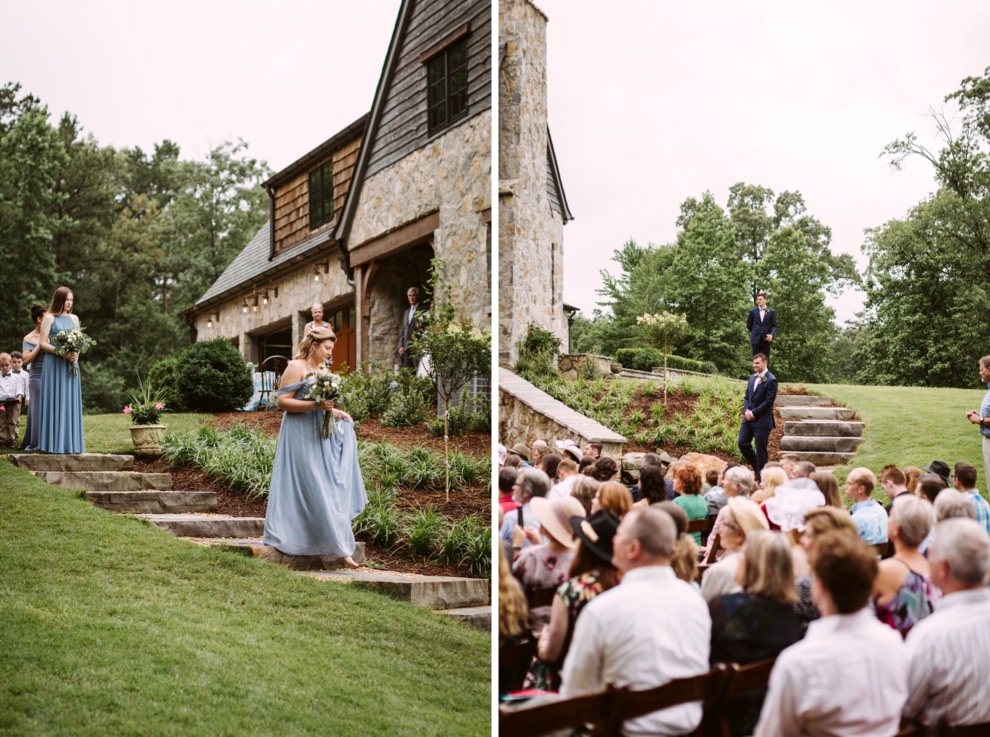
[777,395,864,468]
[6,453,489,630]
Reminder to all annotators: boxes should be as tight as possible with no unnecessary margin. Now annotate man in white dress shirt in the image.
[755,530,908,737]
[903,518,990,729]
[561,507,710,736]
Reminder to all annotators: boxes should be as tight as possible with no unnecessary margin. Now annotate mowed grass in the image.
[0,464,490,736]
[81,412,215,454]
[799,382,987,496]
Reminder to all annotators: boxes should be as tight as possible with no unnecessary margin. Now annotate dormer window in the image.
[425,31,469,135]
[309,161,334,230]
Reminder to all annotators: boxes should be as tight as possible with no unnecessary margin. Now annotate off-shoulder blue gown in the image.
[20,339,46,450]
[36,315,84,454]
[262,380,367,557]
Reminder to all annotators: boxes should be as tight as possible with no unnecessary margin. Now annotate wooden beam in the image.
[347,211,439,268]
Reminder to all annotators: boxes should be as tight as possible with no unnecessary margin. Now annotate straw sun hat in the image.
[531,496,586,548]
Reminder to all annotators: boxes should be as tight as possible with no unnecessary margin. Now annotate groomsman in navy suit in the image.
[747,291,777,358]
[738,353,777,482]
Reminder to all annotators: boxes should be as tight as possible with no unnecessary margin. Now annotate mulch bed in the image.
[138,412,491,578]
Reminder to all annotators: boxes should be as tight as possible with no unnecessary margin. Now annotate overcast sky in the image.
[535,0,990,326]
[1,0,400,173]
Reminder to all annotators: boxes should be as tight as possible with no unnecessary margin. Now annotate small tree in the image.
[636,312,687,403]
[412,261,491,501]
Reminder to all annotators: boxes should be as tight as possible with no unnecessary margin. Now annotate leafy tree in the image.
[636,311,687,402]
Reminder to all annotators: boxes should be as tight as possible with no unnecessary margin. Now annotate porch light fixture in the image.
[312,260,330,283]
[206,312,220,328]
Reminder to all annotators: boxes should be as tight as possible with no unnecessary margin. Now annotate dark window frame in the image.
[308,160,334,230]
[424,32,469,136]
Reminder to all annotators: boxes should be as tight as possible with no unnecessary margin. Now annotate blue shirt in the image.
[963,489,990,535]
[980,383,990,439]
[851,498,889,544]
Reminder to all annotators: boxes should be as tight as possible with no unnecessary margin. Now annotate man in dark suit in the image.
[738,353,777,483]
[747,291,777,358]
[398,286,425,369]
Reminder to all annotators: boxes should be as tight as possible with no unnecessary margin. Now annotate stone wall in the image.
[499,368,626,461]
[192,249,352,363]
[348,112,492,330]
[558,354,620,379]
[366,246,434,368]
[498,0,566,366]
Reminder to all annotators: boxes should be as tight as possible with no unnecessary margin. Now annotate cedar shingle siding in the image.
[365,0,491,179]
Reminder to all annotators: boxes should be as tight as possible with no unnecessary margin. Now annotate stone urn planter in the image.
[130,424,166,457]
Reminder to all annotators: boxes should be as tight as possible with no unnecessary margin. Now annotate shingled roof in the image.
[190,221,334,312]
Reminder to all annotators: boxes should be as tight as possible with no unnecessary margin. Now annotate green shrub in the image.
[353,498,401,547]
[514,324,563,379]
[340,363,395,421]
[437,515,490,577]
[176,338,253,413]
[404,507,447,557]
[147,357,186,412]
[614,348,718,375]
[381,388,429,427]
[427,394,490,436]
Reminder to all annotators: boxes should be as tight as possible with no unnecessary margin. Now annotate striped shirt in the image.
[981,383,990,438]
[962,490,990,535]
[903,589,990,726]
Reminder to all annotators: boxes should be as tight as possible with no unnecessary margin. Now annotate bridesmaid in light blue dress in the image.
[19,303,48,450]
[37,287,85,454]
[262,326,367,565]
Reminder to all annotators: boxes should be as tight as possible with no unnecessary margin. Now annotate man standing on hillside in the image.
[738,353,777,483]
[747,291,777,358]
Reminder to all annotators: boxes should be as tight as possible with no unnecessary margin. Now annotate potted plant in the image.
[124,378,168,457]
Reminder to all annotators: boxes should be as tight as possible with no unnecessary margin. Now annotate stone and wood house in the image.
[184,0,492,378]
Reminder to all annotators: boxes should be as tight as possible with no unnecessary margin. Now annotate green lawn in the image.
[798,382,987,493]
[1,418,491,736]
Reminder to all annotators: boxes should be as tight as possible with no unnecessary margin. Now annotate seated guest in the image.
[499,468,550,555]
[751,465,787,505]
[916,471,948,504]
[792,507,859,631]
[591,481,633,519]
[523,509,621,692]
[539,453,562,490]
[497,467,519,514]
[587,456,618,483]
[788,460,816,480]
[634,464,668,508]
[561,507,711,736]
[880,464,912,513]
[498,544,530,696]
[700,498,769,602]
[512,496,587,633]
[952,461,990,534]
[872,495,940,637]
[763,477,826,536]
[844,467,888,544]
[530,439,549,467]
[903,466,922,495]
[704,465,732,516]
[569,475,599,516]
[810,470,842,508]
[707,466,757,561]
[709,530,803,737]
[654,501,699,585]
[902,519,990,729]
[673,463,708,544]
[754,532,908,737]
[547,458,579,500]
[933,488,979,522]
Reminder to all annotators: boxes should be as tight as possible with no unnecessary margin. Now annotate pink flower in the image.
[155,402,165,411]
[123,406,132,415]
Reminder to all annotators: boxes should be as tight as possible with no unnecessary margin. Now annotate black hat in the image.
[923,460,952,485]
[570,510,620,566]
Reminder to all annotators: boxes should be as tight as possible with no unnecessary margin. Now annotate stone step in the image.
[783,451,856,467]
[86,490,216,514]
[135,514,264,538]
[7,453,134,472]
[35,470,172,491]
[775,395,833,407]
[442,606,491,632]
[184,537,369,571]
[303,569,490,609]
[778,406,858,422]
[783,420,864,437]
[780,436,864,453]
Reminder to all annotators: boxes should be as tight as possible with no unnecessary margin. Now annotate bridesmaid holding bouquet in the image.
[36,286,86,454]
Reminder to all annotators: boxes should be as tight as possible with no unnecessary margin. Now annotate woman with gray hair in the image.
[872,494,941,636]
[933,488,979,522]
[705,465,756,561]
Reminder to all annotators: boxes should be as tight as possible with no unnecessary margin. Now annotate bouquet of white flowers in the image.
[305,368,343,438]
[51,327,96,378]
